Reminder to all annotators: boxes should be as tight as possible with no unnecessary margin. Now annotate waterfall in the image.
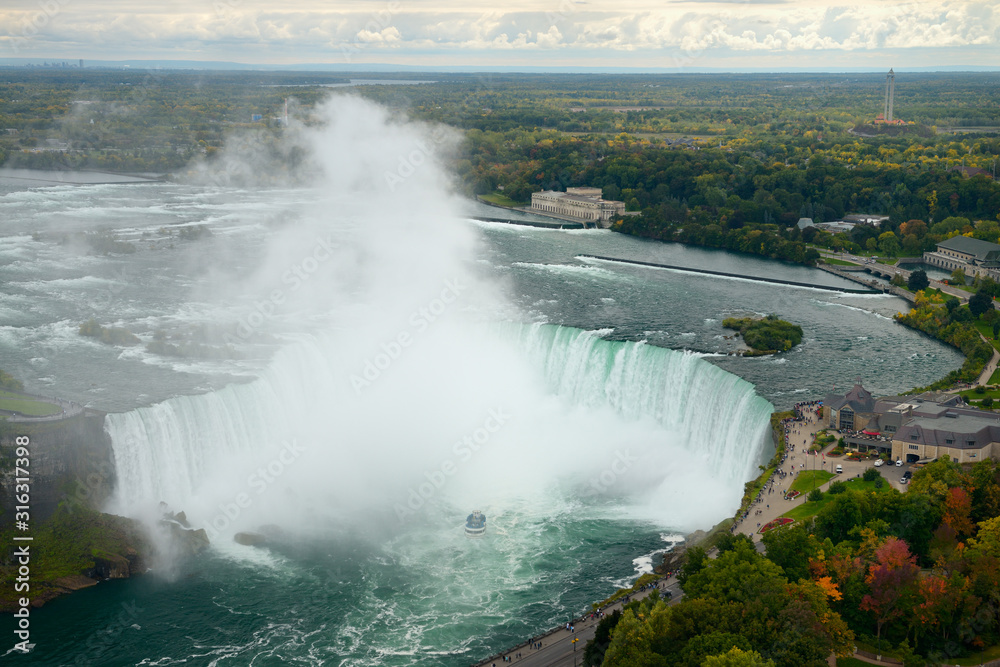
[503,323,773,483]
[105,323,773,526]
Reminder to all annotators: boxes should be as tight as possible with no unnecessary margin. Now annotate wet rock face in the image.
[160,511,211,555]
[234,531,268,547]
[0,411,115,528]
[89,552,138,580]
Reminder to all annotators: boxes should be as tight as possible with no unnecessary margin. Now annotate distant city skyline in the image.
[0,0,997,71]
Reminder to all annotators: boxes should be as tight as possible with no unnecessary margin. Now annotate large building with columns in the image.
[923,236,1000,280]
[530,187,626,227]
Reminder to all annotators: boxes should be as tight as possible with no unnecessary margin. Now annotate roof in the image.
[826,382,876,414]
[936,236,1000,261]
[532,190,623,206]
[797,217,814,229]
[950,166,992,178]
[895,412,1000,449]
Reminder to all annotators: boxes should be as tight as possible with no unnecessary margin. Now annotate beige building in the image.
[530,187,626,227]
[823,378,1000,463]
[890,403,1000,464]
[825,381,999,464]
[923,236,1000,280]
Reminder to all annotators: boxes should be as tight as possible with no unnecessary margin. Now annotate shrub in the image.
[908,269,929,292]
[807,489,823,502]
[983,396,994,409]
[975,385,986,395]
[874,477,885,489]
[863,467,880,482]
[828,481,847,494]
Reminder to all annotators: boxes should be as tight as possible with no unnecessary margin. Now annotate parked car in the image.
[896,459,903,466]
[835,464,843,474]
[900,476,908,484]
[903,470,913,480]
[874,459,883,467]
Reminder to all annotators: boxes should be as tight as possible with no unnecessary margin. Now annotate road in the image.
[818,251,971,302]
[470,577,684,667]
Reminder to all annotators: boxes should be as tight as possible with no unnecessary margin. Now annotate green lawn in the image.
[990,367,1000,385]
[783,479,892,522]
[958,386,1000,403]
[0,389,62,417]
[789,470,835,494]
[822,257,859,266]
[836,658,872,667]
[783,496,835,521]
[973,321,1000,352]
[479,192,525,207]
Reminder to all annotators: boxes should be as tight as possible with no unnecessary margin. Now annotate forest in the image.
[7,68,996,265]
[586,457,1000,667]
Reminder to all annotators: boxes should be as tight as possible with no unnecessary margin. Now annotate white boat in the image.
[465,511,486,537]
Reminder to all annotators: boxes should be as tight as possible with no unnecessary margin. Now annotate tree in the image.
[878,231,900,257]
[702,647,776,667]
[678,546,709,589]
[908,269,929,292]
[899,219,928,237]
[859,537,920,650]
[969,289,992,318]
[949,268,968,286]
[583,609,622,666]
[942,487,975,539]
[601,607,658,667]
[761,523,818,583]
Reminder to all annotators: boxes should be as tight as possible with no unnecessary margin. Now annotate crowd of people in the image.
[732,401,824,535]
[793,399,823,421]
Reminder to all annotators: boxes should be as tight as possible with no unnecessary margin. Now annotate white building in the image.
[923,236,1000,279]
[530,187,626,227]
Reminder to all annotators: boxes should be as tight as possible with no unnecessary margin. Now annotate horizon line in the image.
[2,57,1000,75]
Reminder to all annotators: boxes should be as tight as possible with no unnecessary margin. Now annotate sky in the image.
[1,0,998,71]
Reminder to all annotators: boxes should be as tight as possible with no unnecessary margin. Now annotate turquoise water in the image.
[0,170,963,665]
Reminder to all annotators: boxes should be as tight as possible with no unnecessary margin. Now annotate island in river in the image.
[722,315,804,356]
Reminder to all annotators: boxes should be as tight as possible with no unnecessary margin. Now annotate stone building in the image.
[890,400,1000,464]
[530,187,626,227]
[923,236,1000,279]
[825,380,998,464]
[825,380,877,431]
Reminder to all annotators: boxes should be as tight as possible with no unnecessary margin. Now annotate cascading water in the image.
[503,323,773,484]
[106,321,772,535]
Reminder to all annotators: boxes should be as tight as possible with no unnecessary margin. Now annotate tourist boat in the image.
[465,511,486,537]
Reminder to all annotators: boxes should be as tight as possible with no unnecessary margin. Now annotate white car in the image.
[896,459,903,467]
[874,459,884,467]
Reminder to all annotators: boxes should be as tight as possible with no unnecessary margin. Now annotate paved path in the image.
[973,335,1000,388]
[470,578,684,667]
[732,409,908,544]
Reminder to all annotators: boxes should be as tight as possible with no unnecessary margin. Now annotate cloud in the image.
[0,0,996,67]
